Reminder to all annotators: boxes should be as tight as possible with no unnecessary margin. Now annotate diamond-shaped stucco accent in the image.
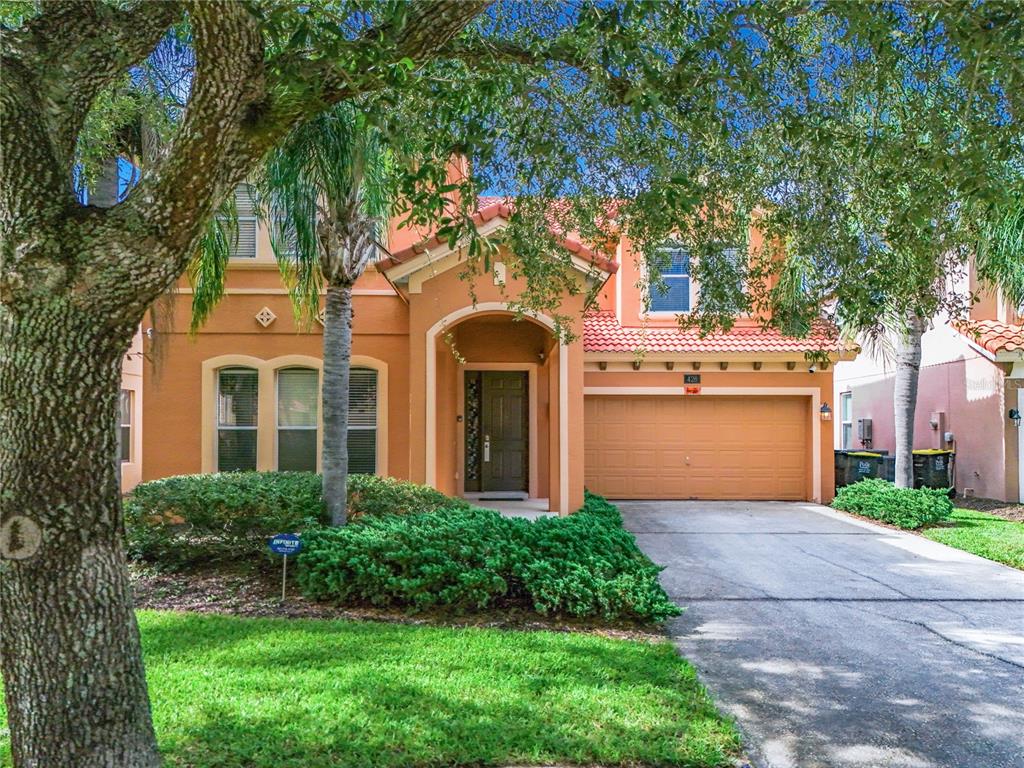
[255,307,277,328]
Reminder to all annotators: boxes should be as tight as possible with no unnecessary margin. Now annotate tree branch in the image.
[5,0,182,169]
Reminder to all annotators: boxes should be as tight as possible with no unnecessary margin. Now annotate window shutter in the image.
[230,184,258,258]
[234,184,255,216]
[348,368,378,474]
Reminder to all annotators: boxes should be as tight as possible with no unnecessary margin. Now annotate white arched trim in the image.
[426,302,569,514]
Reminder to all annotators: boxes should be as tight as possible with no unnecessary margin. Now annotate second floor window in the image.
[228,184,257,259]
[649,246,691,313]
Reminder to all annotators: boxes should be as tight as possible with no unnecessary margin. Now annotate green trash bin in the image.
[912,450,954,491]
[836,451,884,486]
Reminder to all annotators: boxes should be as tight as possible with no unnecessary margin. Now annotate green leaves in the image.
[297,491,680,622]
[832,478,953,530]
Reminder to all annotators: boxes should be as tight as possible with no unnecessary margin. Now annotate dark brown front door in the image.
[464,371,528,493]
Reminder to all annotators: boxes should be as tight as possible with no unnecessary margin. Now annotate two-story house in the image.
[833,267,1024,503]
[124,190,854,511]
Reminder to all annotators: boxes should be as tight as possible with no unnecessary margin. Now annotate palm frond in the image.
[186,193,236,335]
[976,200,1024,310]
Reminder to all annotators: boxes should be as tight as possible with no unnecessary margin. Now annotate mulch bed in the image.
[129,562,665,642]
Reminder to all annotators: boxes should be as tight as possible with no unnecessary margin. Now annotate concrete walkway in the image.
[620,500,1024,768]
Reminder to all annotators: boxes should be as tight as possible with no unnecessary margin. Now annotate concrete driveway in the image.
[621,500,1024,768]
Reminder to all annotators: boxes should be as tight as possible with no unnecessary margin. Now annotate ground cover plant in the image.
[0,611,740,768]
[124,472,464,568]
[922,509,1024,570]
[831,478,953,529]
[297,492,680,622]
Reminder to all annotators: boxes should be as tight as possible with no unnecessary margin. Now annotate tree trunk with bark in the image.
[894,313,927,488]
[0,2,487,761]
[0,300,159,768]
[321,282,354,526]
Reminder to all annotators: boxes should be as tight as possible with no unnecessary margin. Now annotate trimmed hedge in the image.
[832,478,953,529]
[124,472,465,567]
[296,491,680,623]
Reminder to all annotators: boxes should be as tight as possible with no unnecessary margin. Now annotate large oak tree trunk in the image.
[0,301,159,767]
[321,282,354,526]
[894,313,927,488]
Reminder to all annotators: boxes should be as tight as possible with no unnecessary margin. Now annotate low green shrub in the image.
[124,472,466,567]
[832,478,953,529]
[297,495,680,623]
[347,474,468,520]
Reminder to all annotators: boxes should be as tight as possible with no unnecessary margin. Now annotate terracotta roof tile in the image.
[957,319,1024,356]
[583,311,843,355]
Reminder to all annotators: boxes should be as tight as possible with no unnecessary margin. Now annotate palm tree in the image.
[191,104,395,526]
[262,105,395,526]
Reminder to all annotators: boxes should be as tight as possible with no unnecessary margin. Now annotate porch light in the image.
[632,360,642,371]
[1010,408,1022,427]
[820,403,832,421]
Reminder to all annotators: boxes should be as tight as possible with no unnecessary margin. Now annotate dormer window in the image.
[649,246,691,313]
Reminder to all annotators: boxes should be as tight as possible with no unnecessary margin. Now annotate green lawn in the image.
[923,508,1024,569]
[1,611,739,767]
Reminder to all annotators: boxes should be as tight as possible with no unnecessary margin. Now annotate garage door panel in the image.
[585,395,809,501]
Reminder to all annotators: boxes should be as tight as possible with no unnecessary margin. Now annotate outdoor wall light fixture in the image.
[1010,408,1022,427]
[820,403,832,421]
[632,360,642,370]
[598,361,608,371]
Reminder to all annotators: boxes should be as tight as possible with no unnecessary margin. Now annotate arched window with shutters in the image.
[277,368,319,471]
[348,367,378,474]
[217,367,259,471]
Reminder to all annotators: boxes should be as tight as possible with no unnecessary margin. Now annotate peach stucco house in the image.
[122,192,854,511]
[834,268,1024,503]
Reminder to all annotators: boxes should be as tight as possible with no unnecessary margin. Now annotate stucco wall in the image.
[834,326,1013,500]
[141,277,410,483]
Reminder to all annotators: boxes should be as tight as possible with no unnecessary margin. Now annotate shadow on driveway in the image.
[622,500,1024,768]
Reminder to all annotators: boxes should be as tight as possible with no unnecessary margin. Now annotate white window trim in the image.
[643,245,695,317]
[840,392,853,450]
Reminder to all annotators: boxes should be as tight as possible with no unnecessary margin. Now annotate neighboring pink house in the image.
[834,274,1024,502]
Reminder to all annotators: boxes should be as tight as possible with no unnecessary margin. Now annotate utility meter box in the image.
[857,418,873,444]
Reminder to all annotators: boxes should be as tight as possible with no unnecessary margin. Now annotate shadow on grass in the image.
[140,612,738,768]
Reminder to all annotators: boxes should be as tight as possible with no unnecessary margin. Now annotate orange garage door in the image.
[584,395,810,500]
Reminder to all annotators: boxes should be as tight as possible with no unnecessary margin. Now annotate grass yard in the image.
[923,508,1024,570]
[0,611,739,768]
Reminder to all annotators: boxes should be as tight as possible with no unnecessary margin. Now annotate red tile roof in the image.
[379,201,617,273]
[957,319,1024,356]
[583,311,844,355]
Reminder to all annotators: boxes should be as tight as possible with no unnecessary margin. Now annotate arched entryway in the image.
[425,303,570,513]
